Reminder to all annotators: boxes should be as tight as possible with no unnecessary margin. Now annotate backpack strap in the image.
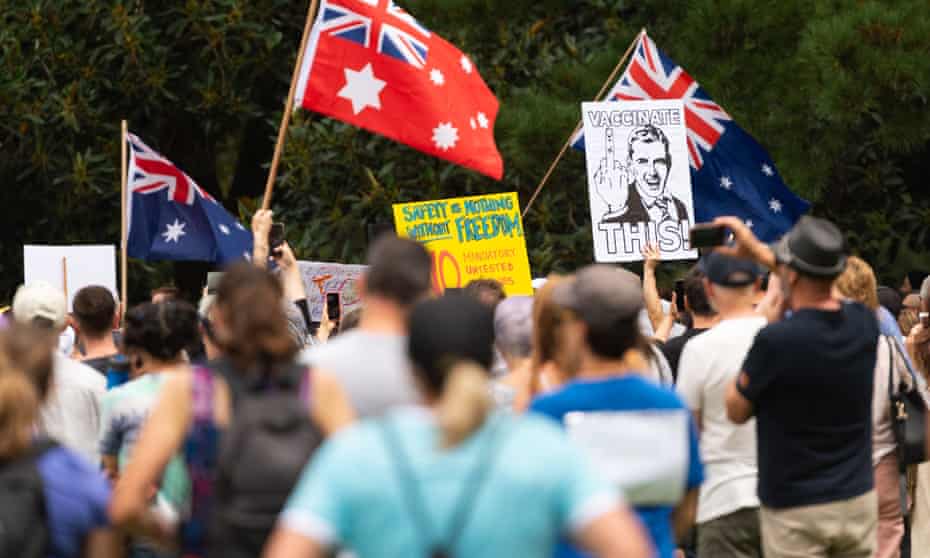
[378,416,506,556]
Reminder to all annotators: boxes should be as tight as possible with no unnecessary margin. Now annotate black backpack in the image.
[210,364,324,557]
[0,440,56,558]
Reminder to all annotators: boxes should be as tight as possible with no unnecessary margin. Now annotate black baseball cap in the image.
[701,252,761,287]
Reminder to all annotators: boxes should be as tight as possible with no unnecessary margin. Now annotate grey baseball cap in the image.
[550,265,643,328]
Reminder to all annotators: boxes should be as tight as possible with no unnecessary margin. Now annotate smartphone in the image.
[269,223,286,249]
[326,292,341,322]
[689,224,728,249]
[921,312,930,329]
[674,280,686,313]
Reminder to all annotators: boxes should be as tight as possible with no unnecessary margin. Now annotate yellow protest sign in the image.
[392,192,533,295]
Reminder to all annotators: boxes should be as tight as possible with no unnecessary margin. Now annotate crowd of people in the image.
[2,209,930,558]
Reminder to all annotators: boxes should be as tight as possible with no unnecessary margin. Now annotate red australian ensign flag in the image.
[294,0,503,180]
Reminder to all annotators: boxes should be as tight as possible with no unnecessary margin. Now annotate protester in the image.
[676,252,765,557]
[264,294,653,558]
[99,301,199,558]
[905,277,930,556]
[901,271,929,297]
[660,269,718,381]
[11,281,106,464]
[878,286,904,321]
[151,286,180,304]
[834,256,911,558]
[252,209,312,348]
[465,278,507,309]
[490,296,535,411]
[110,263,354,558]
[530,275,572,397]
[300,234,432,417]
[720,216,879,558]
[0,324,119,558]
[904,293,922,314]
[530,265,703,558]
[71,285,121,375]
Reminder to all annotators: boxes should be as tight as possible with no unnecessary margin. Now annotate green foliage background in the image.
[2,0,929,302]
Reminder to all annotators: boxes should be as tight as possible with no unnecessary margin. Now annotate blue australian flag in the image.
[573,33,809,241]
[126,133,253,264]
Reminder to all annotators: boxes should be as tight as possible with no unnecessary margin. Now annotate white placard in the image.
[298,261,367,322]
[23,245,118,310]
[565,410,689,505]
[582,100,697,262]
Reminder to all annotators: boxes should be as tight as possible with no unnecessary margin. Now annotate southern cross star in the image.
[432,122,458,151]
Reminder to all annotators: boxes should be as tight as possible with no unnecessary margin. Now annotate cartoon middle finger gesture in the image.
[594,127,629,219]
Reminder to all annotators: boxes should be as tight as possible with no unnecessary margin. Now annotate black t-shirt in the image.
[739,302,878,509]
[660,328,708,382]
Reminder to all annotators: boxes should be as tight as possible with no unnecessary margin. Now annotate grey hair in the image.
[493,296,534,359]
[921,277,930,302]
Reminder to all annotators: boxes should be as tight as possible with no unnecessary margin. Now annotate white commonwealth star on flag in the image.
[337,63,387,115]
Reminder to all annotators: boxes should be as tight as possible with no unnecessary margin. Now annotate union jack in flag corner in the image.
[573,32,809,242]
[126,133,253,264]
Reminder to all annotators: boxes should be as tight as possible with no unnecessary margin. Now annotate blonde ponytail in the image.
[436,362,493,449]
[0,372,40,459]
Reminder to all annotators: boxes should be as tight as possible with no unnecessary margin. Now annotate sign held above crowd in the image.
[393,192,532,295]
[582,100,697,263]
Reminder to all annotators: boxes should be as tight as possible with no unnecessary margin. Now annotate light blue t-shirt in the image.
[530,375,703,558]
[281,409,617,558]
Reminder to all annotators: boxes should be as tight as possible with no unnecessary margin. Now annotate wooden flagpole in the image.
[120,119,128,319]
[522,28,646,218]
[61,257,69,304]
[261,0,321,210]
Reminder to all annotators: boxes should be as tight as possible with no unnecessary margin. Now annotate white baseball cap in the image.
[12,281,67,329]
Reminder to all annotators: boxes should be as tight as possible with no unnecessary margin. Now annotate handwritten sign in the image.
[392,192,533,295]
[298,261,367,322]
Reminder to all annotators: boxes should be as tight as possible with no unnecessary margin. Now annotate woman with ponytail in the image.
[264,294,653,558]
[110,263,355,557]
[0,325,120,558]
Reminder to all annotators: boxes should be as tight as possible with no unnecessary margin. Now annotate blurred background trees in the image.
[1,0,928,301]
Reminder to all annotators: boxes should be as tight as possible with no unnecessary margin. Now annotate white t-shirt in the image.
[39,353,106,464]
[676,315,766,523]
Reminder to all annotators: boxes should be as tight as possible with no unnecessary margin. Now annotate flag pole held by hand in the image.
[522,28,645,218]
[261,0,321,210]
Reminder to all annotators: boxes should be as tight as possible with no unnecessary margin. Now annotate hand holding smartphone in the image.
[326,292,341,323]
[269,223,285,257]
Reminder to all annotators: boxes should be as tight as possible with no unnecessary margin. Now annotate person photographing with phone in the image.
[251,209,313,348]
[719,215,881,558]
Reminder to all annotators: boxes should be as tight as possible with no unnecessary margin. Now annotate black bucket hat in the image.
[773,216,847,278]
